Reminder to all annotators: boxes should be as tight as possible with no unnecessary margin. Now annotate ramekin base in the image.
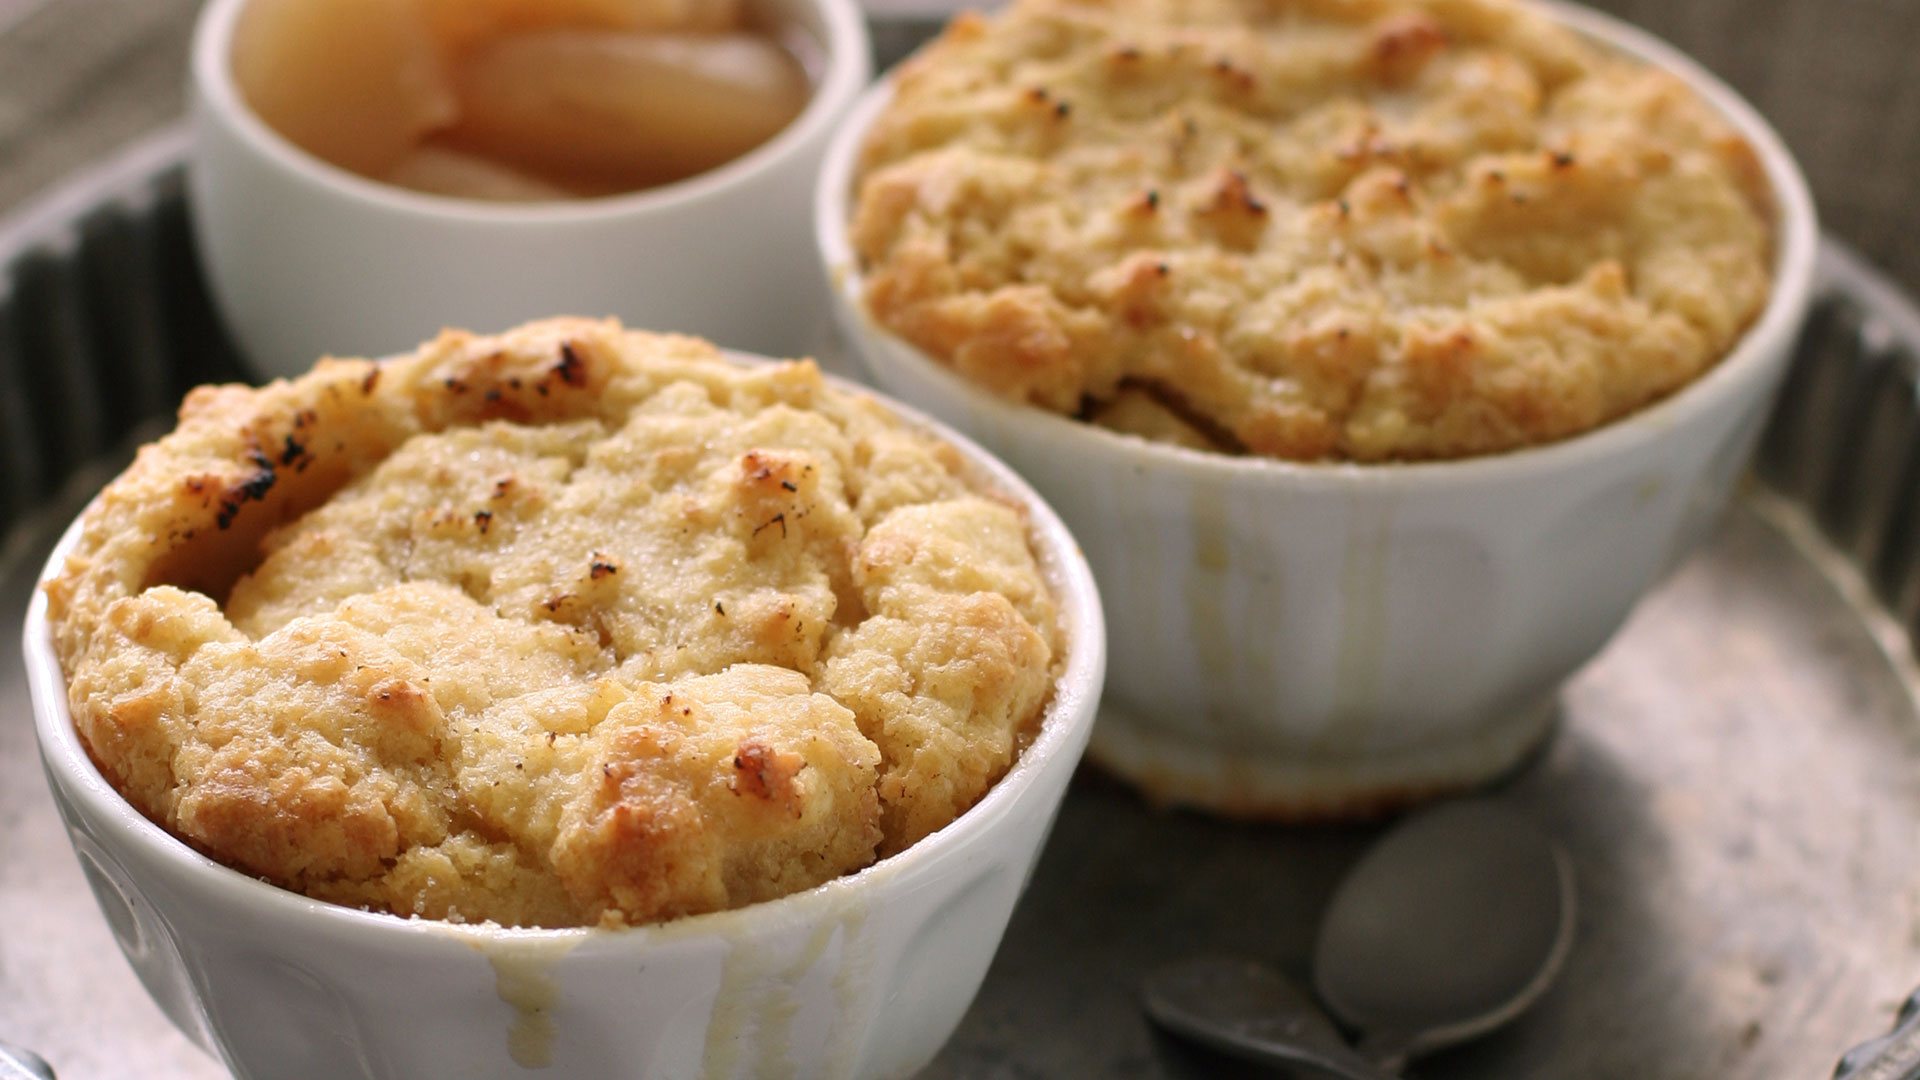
[1085,698,1560,821]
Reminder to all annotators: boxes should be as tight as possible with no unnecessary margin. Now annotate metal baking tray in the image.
[4,131,1919,1079]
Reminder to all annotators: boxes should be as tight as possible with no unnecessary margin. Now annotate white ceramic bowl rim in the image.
[192,0,873,224]
[815,0,1820,493]
[25,352,1106,948]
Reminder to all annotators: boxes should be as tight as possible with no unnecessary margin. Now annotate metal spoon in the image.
[0,1039,54,1080]
[1145,956,1398,1079]
[1143,800,1576,1077]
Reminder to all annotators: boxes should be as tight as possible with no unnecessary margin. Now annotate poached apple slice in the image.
[420,0,747,54]
[386,144,577,201]
[233,0,457,176]
[447,30,808,190]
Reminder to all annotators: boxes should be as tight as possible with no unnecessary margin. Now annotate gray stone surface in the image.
[4,3,1920,1078]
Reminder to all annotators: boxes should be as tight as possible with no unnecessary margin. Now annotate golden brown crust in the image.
[850,0,1774,461]
[47,319,1060,927]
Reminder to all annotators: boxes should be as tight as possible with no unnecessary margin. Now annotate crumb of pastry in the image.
[45,318,1061,928]
[850,0,1775,462]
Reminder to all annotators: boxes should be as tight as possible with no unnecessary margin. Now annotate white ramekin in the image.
[816,2,1819,817]
[189,0,872,378]
[25,357,1106,1080]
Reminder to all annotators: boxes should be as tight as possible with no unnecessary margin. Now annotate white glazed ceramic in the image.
[25,357,1106,1080]
[189,0,871,378]
[817,2,1818,816]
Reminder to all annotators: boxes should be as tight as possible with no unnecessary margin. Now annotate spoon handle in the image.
[1355,1030,1419,1075]
[1159,1014,1395,1080]
[1835,987,1920,1080]
[1142,958,1400,1080]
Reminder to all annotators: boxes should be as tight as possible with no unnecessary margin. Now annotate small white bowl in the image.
[25,356,1105,1080]
[189,0,872,378]
[817,2,1818,817]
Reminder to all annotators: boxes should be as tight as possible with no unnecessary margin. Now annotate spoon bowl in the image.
[1313,801,1577,1067]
